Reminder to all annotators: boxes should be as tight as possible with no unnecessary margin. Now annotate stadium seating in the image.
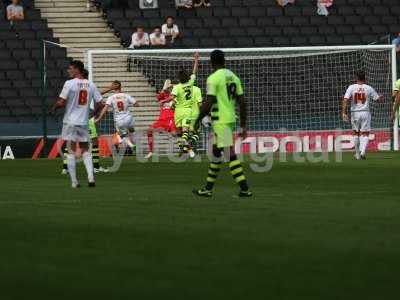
[92,0,399,132]
[98,0,400,48]
[0,0,70,124]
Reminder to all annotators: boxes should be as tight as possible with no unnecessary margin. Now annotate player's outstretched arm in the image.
[95,104,109,123]
[342,98,349,122]
[236,95,248,139]
[192,52,200,75]
[50,98,66,114]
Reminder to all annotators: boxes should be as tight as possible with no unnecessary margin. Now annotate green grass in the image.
[0,153,400,299]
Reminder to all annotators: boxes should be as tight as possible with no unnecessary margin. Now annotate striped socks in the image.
[62,147,68,171]
[229,157,249,191]
[182,131,190,141]
[179,131,190,153]
[189,132,200,148]
[92,145,100,169]
[205,161,222,191]
[204,158,249,191]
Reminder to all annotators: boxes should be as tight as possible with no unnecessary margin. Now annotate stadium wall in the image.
[0,129,391,159]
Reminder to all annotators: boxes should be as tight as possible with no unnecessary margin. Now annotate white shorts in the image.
[61,123,90,142]
[351,111,371,132]
[116,115,135,137]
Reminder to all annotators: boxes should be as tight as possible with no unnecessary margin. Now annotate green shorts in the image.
[174,108,192,129]
[88,117,98,139]
[213,123,235,148]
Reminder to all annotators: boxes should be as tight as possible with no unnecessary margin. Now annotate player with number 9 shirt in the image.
[95,80,139,152]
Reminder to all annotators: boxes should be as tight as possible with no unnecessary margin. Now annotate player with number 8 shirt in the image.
[51,60,103,188]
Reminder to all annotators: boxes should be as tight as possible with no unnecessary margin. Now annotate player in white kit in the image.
[52,60,103,188]
[342,71,382,160]
[95,80,139,151]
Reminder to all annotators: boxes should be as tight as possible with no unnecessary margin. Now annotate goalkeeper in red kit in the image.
[145,79,177,159]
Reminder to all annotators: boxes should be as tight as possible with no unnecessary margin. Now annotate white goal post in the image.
[86,45,398,153]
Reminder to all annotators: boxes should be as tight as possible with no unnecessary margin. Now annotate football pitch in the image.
[0,153,399,299]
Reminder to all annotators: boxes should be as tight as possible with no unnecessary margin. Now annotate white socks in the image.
[360,135,369,156]
[67,151,95,187]
[82,151,95,183]
[67,153,78,186]
[353,135,360,156]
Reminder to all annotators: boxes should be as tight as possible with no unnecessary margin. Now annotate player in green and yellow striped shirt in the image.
[171,52,199,156]
[193,50,252,197]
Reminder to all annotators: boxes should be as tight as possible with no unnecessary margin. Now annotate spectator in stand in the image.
[194,0,211,7]
[162,16,180,45]
[276,0,295,7]
[139,0,158,9]
[150,26,166,47]
[175,0,192,9]
[6,0,24,22]
[129,27,150,49]
[317,0,333,16]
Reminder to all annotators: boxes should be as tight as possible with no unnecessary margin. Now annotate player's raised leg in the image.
[127,126,136,154]
[116,116,136,154]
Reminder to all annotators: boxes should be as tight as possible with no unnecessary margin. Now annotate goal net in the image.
[87,46,397,155]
